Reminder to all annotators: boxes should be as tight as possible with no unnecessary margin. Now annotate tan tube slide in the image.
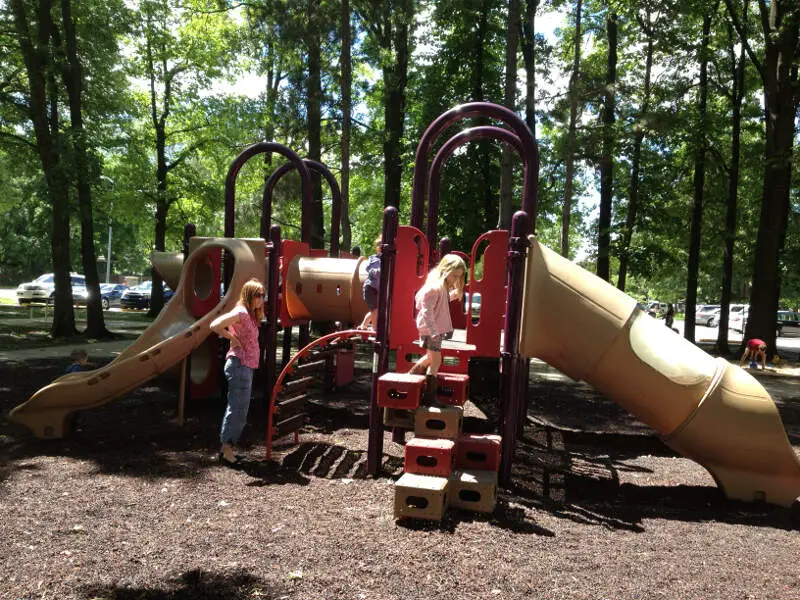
[9,238,266,439]
[518,237,800,507]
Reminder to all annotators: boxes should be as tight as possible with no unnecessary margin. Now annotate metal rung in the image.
[275,394,308,417]
[309,347,336,360]
[273,413,306,439]
[280,376,315,395]
[292,359,328,376]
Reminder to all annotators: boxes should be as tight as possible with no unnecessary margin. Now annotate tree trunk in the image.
[684,9,713,344]
[741,2,798,358]
[150,120,168,317]
[520,0,538,139]
[718,13,746,355]
[11,0,76,337]
[499,0,520,231]
[617,24,653,292]
[340,0,352,251]
[382,0,411,211]
[306,0,324,248]
[560,0,582,258]
[471,0,493,232]
[596,10,616,281]
[58,0,108,337]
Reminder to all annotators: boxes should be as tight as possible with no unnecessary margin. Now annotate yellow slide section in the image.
[9,238,266,439]
[519,237,800,507]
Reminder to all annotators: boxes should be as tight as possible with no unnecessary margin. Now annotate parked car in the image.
[695,304,720,327]
[465,292,482,320]
[729,304,749,332]
[17,273,86,305]
[99,283,128,309]
[776,310,800,338]
[120,281,174,310]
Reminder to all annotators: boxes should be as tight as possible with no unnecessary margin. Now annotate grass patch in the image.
[0,305,152,351]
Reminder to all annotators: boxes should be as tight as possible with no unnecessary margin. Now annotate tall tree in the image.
[617,8,655,292]
[499,0,521,230]
[339,0,352,251]
[561,0,583,258]
[305,0,324,248]
[519,0,539,138]
[10,0,76,337]
[596,8,616,281]
[724,0,800,355]
[55,0,108,337]
[684,4,714,344]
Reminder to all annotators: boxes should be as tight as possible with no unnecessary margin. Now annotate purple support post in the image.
[181,223,196,406]
[437,237,451,265]
[261,158,342,256]
[499,211,531,486]
[427,126,525,261]
[367,206,399,476]
[411,102,539,238]
[262,225,282,412]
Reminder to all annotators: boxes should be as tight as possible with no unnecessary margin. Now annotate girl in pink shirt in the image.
[210,278,265,466]
[408,254,466,382]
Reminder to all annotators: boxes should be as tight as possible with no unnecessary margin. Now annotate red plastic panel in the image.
[465,230,508,357]
[404,437,455,477]
[389,226,428,349]
[455,434,502,471]
[436,373,470,406]
[377,372,426,410]
[335,348,354,387]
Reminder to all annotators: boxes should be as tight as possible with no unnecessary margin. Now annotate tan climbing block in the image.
[394,472,449,521]
[414,404,463,440]
[383,407,416,429]
[448,469,497,513]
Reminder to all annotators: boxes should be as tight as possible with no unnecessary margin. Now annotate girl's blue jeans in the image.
[220,356,254,445]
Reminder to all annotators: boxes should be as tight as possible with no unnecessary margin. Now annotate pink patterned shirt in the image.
[415,284,453,337]
[225,305,261,369]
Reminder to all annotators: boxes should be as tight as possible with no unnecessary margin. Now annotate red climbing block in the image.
[377,373,426,410]
[455,434,502,471]
[404,437,455,477]
[436,373,470,406]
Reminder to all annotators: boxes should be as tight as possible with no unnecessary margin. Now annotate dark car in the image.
[120,281,174,310]
[776,310,800,338]
[99,283,128,309]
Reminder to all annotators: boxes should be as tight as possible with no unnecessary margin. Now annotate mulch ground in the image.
[1,354,799,600]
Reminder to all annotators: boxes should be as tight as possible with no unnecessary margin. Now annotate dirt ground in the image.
[1,349,799,600]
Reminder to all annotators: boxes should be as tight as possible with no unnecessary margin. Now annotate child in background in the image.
[408,254,467,397]
[740,338,767,370]
[359,235,382,330]
[65,348,89,373]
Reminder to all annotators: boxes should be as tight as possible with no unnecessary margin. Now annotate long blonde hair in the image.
[239,278,265,321]
[423,254,467,294]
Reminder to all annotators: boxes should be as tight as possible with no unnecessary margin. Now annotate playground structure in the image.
[9,102,800,510]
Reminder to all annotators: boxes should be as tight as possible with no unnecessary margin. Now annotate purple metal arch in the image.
[224,142,311,242]
[261,158,342,256]
[411,102,539,234]
[426,126,525,259]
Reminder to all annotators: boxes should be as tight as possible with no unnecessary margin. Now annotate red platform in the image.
[436,373,470,406]
[455,434,502,471]
[404,437,455,477]
[377,373,426,410]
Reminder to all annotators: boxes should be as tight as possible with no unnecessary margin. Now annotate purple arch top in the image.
[261,158,342,256]
[426,125,525,259]
[411,102,539,235]
[224,142,312,243]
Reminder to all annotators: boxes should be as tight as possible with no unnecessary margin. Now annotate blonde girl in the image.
[210,278,265,466]
[409,254,467,381]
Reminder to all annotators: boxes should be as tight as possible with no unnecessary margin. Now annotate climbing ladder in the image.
[265,329,373,459]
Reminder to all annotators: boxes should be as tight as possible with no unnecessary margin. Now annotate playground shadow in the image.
[83,569,285,600]
[509,423,800,532]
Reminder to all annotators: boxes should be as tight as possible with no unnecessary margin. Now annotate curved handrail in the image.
[427,126,524,261]
[261,158,342,256]
[265,329,374,459]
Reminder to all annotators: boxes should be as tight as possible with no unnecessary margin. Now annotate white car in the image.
[729,304,749,332]
[17,273,86,305]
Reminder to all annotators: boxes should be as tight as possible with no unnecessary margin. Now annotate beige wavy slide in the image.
[519,237,800,507]
[9,238,266,439]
